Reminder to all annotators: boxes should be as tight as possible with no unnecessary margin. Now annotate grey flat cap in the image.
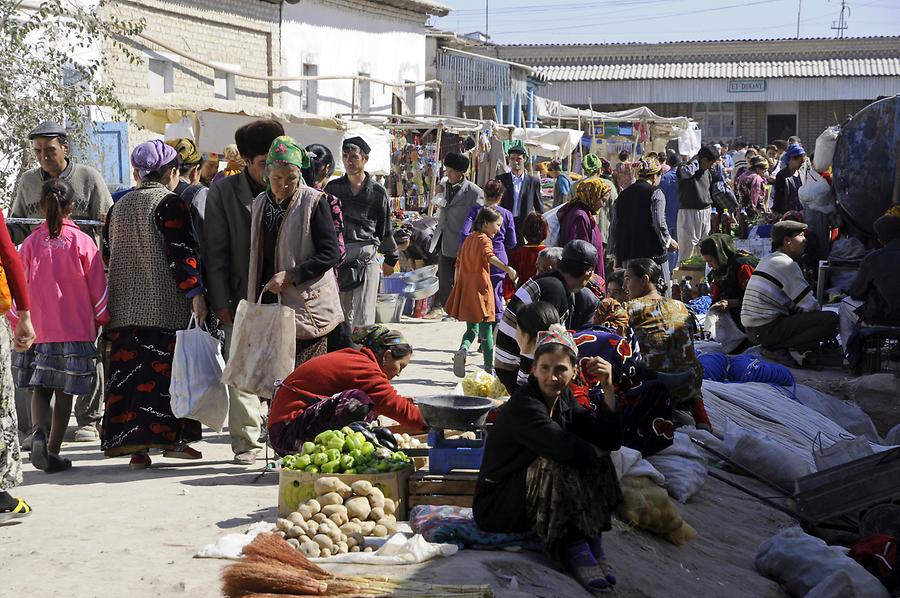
[28,120,68,140]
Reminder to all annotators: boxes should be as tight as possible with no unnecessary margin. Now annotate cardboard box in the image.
[278,466,413,519]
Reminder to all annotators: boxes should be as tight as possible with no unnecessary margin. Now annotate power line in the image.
[831,0,850,38]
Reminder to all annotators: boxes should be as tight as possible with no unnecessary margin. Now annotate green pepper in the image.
[301,441,317,455]
[344,435,362,452]
[361,441,375,456]
[312,452,329,466]
[325,448,341,463]
[282,455,298,469]
[341,426,355,436]
[349,449,363,462]
[305,465,319,473]
[389,461,409,471]
[294,454,312,469]
[314,430,335,445]
[363,467,379,474]
[321,459,341,474]
[376,460,391,473]
[340,454,354,470]
[343,468,356,474]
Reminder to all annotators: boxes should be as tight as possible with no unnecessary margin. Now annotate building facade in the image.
[472,36,900,146]
[280,0,448,118]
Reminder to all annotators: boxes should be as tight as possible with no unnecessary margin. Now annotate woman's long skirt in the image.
[100,328,201,457]
[526,455,623,563]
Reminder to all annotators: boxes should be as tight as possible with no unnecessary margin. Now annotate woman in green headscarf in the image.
[247,136,344,365]
[699,233,759,331]
[579,153,618,242]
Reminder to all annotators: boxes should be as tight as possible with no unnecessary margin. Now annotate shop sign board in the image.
[728,79,767,93]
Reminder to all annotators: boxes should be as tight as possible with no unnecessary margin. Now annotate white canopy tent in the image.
[124,96,393,175]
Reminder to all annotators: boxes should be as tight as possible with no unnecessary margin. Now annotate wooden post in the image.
[427,125,444,217]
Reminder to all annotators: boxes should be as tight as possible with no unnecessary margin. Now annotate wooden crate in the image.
[408,470,478,508]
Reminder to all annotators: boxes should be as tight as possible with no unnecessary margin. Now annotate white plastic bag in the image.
[812,432,874,471]
[703,310,747,354]
[724,423,814,491]
[813,126,840,171]
[647,433,708,503]
[221,295,297,399]
[755,527,889,598]
[798,168,836,215]
[543,203,564,247]
[170,315,228,431]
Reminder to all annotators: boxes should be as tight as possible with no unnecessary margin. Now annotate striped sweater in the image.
[740,250,819,328]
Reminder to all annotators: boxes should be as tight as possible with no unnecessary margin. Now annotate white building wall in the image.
[281,0,427,117]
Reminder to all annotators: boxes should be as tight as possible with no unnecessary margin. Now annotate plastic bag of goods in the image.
[461,368,509,399]
[723,424,813,491]
[798,168,835,215]
[617,475,697,545]
[813,126,840,171]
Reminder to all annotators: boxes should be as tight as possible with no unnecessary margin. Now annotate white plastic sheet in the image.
[309,532,458,565]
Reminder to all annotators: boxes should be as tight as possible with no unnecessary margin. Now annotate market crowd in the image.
[1,117,898,596]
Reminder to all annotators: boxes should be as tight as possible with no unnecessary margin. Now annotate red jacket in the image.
[268,347,426,432]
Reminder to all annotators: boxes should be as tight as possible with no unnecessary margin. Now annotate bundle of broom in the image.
[222,533,493,598]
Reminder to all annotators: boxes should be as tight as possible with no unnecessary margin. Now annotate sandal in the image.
[452,348,467,378]
[598,559,617,587]
[129,453,152,470]
[571,564,613,594]
[162,445,202,460]
[0,497,33,522]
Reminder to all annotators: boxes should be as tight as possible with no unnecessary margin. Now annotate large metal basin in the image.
[415,394,495,430]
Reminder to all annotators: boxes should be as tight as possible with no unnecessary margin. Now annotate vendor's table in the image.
[408,471,478,508]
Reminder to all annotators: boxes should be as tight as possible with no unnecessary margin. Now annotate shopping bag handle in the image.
[256,290,282,304]
[187,313,209,332]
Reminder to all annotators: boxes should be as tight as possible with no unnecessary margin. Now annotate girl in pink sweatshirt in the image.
[9,178,109,473]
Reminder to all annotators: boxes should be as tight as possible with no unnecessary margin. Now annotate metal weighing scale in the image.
[414,395,495,475]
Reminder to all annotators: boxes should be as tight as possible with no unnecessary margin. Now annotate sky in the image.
[431,0,900,44]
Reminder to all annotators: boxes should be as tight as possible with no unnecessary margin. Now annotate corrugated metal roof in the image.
[537,58,900,81]
[503,35,900,48]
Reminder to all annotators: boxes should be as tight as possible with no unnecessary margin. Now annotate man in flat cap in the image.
[434,151,483,312]
[497,145,542,245]
[675,144,717,263]
[325,136,398,330]
[740,219,838,367]
[8,120,113,442]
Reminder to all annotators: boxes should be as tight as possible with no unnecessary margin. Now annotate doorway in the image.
[767,114,797,143]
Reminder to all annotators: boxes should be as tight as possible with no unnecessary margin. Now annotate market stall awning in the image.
[498,126,584,160]
[122,96,393,175]
[533,97,694,139]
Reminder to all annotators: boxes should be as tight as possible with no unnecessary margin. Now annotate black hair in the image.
[516,301,561,339]
[625,258,665,294]
[40,178,75,239]
[234,119,285,161]
[303,143,335,187]
[142,157,180,183]
[482,179,505,201]
[534,342,578,367]
[666,149,680,168]
[607,269,625,288]
[618,150,630,162]
[473,205,502,232]
[521,212,549,245]
[178,159,201,177]
[548,160,561,172]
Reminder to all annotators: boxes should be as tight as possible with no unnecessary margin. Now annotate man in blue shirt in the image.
[659,149,682,272]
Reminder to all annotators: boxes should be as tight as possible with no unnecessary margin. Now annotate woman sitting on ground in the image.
[624,259,711,432]
[474,324,623,594]
[516,301,676,457]
[699,233,759,335]
[267,325,426,456]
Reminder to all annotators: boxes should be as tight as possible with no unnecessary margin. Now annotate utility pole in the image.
[796,0,802,39]
[485,0,489,40]
[831,0,850,38]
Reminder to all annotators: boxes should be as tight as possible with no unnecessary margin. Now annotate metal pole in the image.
[796,0,802,38]
[485,0,489,39]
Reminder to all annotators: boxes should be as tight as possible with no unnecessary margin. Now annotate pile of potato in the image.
[392,433,423,449]
[275,476,399,558]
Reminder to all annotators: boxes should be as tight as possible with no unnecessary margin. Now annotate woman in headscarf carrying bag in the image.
[557,176,609,281]
[247,136,344,366]
[101,140,208,469]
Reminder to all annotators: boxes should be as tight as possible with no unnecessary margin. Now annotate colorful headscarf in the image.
[536,323,578,354]
[593,298,630,337]
[699,233,759,293]
[266,136,310,170]
[582,153,602,175]
[637,156,662,178]
[352,325,410,352]
[573,176,612,213]
[131,140,178,179]
[166,138,201,165]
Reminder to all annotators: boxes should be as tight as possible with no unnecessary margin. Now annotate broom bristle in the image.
[242,533,332,579]
[222,561,328,597]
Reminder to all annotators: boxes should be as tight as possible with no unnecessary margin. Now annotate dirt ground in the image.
[2,319,796,598]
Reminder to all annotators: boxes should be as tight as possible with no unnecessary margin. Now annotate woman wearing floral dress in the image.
[0,211,36,520]
[624,258,711,432]
[101,140,208,469]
